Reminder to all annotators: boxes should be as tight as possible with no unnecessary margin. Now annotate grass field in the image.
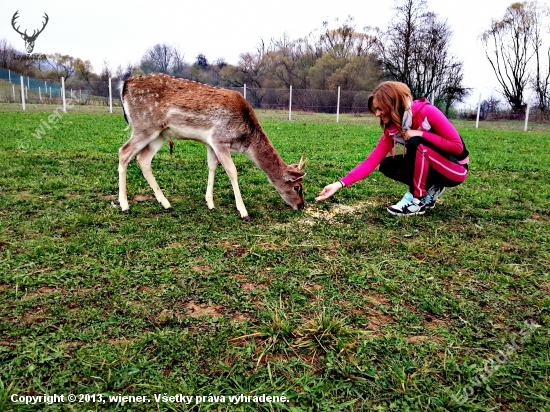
[0,109,549,411]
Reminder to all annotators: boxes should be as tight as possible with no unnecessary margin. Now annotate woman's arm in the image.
[340,134,392,186]
[316,133,391,202]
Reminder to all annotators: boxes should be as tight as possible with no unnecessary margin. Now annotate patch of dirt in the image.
[21,287,64,301]
[184,301,225,318]
[133,195,155,202]
[336,301,393,335]
[108,339,133,345]
[224,247,248,258]
[21,309,46,324]
[366,314,393,335]
[231,313,251,322]
[73,285,103,295]
[303,284,323,292]
[64,192,81,199]
[98,194,117,201]
[406,335,443,344]
[366,294,389,306]
[424,316,452,330]
[241,283,268,291]
[15,190,32,199]
[0,284,10,292]
[530,212,550,221]
[187,264,210,273]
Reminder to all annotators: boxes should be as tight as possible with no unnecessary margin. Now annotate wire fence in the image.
[0,69,370,116]
[1,68,548,127]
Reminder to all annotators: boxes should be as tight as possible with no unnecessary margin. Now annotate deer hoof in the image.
[242,215,252,222]
[209,207,217,212]
[122,209,131,214]
[164,206,174,212]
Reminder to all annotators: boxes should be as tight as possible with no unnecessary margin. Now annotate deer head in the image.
[11,11,49,54]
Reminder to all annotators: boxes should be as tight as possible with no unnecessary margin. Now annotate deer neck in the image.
[246,131,286,180]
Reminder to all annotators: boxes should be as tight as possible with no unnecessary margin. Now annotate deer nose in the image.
[297,202,305,210]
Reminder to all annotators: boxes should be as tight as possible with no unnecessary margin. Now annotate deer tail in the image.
[119,80,131,131]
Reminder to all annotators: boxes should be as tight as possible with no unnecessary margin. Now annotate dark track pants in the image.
[379,137,468,198]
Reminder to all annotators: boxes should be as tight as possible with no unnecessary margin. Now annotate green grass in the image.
[0,110,549,411]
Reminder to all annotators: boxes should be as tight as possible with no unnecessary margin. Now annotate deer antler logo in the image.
[11,11,49,55]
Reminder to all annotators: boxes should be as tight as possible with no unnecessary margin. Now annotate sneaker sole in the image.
[386,207,426,216]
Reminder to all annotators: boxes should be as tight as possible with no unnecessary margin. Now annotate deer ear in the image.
[283,170,306,182]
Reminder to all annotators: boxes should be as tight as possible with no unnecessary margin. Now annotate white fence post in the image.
[12,85,15,102]
[109,78,113,113]
[61,77,67,112]
[39,87,41,101]
[8,70,11,83]
[27,77,30,89]
[524,103,530,132]
[243,84,246,100]
[20,76,25,110]
[288,85,292,121]
[336,86,341,123]
[49,87,52,99]
[475,93,482,129]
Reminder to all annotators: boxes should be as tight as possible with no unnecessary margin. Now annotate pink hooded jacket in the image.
[340,98,466,187]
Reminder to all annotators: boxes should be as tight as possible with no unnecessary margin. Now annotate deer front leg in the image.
[205,145,218,211]
[214,147,251,221]
[136,136,172,211]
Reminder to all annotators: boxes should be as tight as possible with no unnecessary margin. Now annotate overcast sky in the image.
[0,0,543,107]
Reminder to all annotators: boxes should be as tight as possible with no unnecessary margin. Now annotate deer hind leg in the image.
[205,144,218,211]
[213,145,250,221]
[136,136,172,211]
[118,130,159,213]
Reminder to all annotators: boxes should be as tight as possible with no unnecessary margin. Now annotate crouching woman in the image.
[316,81,469,216]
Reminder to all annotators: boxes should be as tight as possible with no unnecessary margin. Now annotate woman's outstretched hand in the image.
[315,182,343,202]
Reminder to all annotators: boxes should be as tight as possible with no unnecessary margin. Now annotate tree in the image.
[0,38,14,69]
[140,43,180,74]
[46,53,76,82]
[195,53,208,68]
[0,38,35,74]
[480,2,536,113]
[318,16,377,58]
[437,61,471,115]
[218,41,271,88]
[377,0,467,103]
[530,2,550,113]
[171,49,187,76]
[268,34,319,88]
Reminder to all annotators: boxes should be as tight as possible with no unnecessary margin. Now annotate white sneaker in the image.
[387,192,426,216]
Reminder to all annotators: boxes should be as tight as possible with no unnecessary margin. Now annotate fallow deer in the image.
[118,73,306,221]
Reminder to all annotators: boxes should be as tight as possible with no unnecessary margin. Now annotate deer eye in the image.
[294,186,300,192]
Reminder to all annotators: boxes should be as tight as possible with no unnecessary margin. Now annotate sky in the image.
[0,0,543,107]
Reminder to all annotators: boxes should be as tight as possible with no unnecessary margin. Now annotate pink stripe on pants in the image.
[413,144,468,198]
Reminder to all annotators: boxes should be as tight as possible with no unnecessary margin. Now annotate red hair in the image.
[367,81,413,135]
